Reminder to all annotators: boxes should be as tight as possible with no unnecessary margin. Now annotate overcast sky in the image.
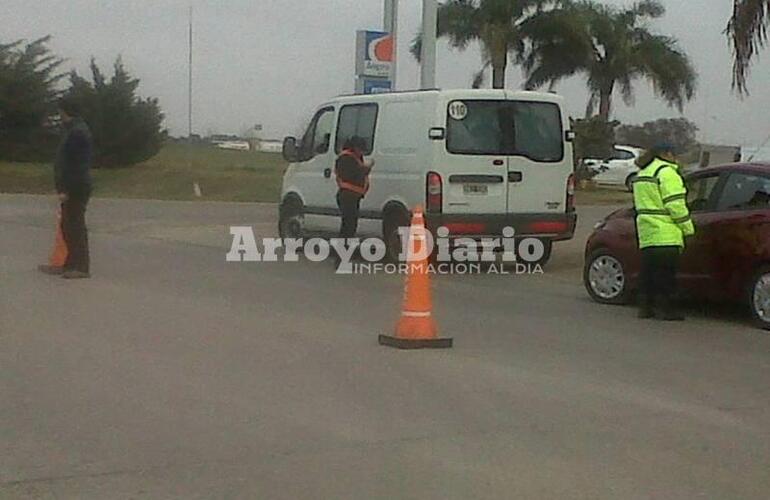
[5,0,770,145]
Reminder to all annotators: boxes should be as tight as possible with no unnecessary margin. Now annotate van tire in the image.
[278,196,305,240]
[515,238,552,267]
[383,205,411,263]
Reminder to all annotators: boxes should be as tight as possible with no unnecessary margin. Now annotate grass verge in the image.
[0,143,287,203]
[2,143,631,207]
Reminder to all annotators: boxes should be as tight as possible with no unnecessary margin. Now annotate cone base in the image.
[378,334,453,350]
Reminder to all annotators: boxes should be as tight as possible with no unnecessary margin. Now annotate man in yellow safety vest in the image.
[633,143,695,321]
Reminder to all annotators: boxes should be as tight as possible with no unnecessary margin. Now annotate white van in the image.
[280,89,576,262]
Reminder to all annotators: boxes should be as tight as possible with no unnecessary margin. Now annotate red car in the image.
[584,163,770,330]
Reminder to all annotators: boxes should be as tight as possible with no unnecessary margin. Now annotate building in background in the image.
[688,144,742,170]
[742,145,770,162]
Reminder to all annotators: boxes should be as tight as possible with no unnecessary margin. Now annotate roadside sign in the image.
[356,30,394,78]
[356,78,393,95]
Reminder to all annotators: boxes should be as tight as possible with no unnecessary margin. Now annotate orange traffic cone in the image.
[49,207,68,268]
[379,206,453,350]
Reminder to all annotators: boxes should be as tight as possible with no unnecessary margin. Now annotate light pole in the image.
[384,0,399,90]
[188,4,193,140]
[188,4,201,197]
[420,0,437,89]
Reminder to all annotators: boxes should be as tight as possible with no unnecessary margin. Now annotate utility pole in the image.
[384,0,398,90]
[188,4,201,197]
[188,4,194,140]
[420,0,437,89]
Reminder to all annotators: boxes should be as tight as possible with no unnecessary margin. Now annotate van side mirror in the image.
[283,137,298,162]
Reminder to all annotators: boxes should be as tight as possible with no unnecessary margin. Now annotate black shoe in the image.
[38,264,64,275]
[654,296,684,321]
[659,309,685,321]
[638,307,655,319]
[62,270,91,280]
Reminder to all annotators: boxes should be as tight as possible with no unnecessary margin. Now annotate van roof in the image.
[331,88,564,105]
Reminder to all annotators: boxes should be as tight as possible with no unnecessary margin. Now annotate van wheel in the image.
[748,265,770,331]
[625,174,637,192]
[383,207,411,262]
[515,238,552,267]
[279,197,304,239]
[584,249,630,305]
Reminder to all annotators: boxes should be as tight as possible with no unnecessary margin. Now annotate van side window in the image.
[335,104,378,155]
[299,107,335,162]
[512,102,563,162]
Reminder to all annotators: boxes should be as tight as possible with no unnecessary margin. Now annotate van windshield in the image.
[446,100,564,162]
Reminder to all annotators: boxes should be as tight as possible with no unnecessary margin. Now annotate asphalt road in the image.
[1,195,769,499]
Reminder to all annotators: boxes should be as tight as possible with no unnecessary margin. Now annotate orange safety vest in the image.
[336,149,370,196]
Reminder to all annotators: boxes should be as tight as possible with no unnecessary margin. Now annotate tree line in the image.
[414,0,767,118]
[0,36,165,166]
[572,116,699,164]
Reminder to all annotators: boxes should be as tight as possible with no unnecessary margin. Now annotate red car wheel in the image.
[584,249,631,305]
[749,265,770,331]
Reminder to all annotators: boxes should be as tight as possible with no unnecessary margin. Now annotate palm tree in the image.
[520,0,696,120]
[411,0,561,89]
[727,0,770,94]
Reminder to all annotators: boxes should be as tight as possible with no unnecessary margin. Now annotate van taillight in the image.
[567,174,575,211]
[426,172,443,213]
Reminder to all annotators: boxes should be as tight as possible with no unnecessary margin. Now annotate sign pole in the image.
[384,0,398,91]
[420,0,437,89]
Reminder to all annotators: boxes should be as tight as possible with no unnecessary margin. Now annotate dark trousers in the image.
[337,190,362,239]
[61,194,90,273]
[639,246,680,309]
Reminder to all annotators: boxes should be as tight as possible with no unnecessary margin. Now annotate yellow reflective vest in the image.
[632,159,695,249]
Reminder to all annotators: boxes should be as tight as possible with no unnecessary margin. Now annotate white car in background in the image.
[586,145,643,191]
[217,141,251,151]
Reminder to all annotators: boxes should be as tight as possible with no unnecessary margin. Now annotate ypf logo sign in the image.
[356,30,393,78]
[367,32,393,64]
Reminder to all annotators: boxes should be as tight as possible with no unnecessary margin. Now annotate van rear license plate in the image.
[463,184,488,195]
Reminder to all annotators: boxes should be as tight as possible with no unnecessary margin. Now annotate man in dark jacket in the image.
[331,137,373,269]
[335,136,373,240]
[39,99,93,279]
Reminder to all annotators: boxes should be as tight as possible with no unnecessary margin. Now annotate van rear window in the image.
[446,100,563,162]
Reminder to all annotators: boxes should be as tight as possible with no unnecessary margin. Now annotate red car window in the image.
[686,175,720,212]
[717,173,770,211]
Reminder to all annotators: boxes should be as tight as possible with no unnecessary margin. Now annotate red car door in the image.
[677,173,724,295]
[700,171,770,299]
